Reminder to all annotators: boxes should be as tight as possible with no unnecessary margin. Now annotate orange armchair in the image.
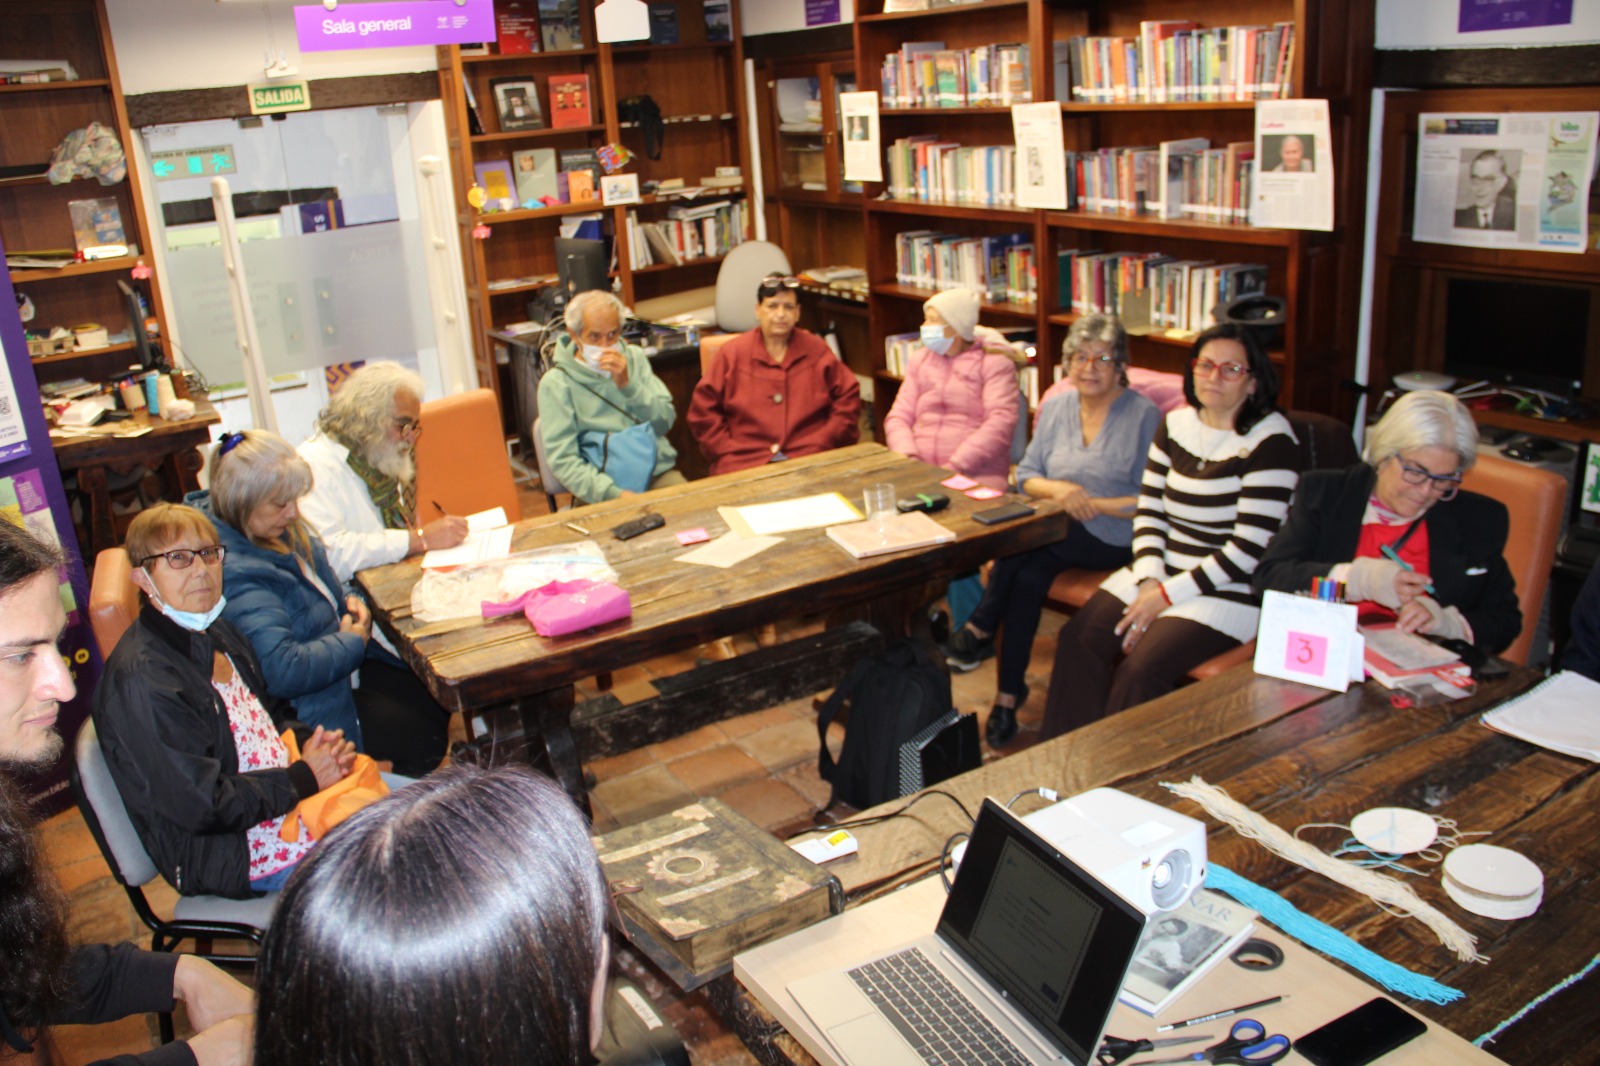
[1461,452,1566,665]
[414,389,522,524]
[88,548,141,659]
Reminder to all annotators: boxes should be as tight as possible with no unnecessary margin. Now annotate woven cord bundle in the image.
[1164,776,1484,963]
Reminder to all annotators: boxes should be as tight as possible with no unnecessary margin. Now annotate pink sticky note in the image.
[1284,631,1329,676]
[675,527,710,546]
[941,474,979,490]
[965,486,1004,500]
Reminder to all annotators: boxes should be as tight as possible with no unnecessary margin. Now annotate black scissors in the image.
[1135,1018,1291,1065]
[1095,1033,1211,1065]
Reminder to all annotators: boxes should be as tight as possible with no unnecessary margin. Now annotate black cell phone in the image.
[973,502,1035,525]
[611,513,665,540]
[897,492,950,514]
[1295,998,1426,1066]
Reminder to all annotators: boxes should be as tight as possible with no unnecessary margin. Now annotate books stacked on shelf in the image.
[879,41,1031,109]
[1004,243,1036,306]
[893,230,1032,303]
[1063,140,1254,223]
[627,200,748,267]
[1059,248,1266,334]
[885,137,1015,207]
[1054,21,1295,104]
[883,331,920,378]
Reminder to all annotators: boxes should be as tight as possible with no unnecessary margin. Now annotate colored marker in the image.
[1380,544,1435,594]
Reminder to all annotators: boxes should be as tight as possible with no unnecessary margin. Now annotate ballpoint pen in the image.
[1380,544,1436,594]
[1156,995,1285,1032]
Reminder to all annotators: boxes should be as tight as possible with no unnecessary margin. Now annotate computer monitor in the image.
[1442,274,1595,396]
[555,237,609,297]
[116,279,165,372]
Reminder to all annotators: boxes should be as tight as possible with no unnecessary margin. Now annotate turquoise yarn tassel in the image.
[1206,864,1465,1005]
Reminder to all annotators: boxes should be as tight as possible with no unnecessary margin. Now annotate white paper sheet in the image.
[720,492,862,536]
[1012,102,1067,210]
[839,91,882,183]
[421,525,514,569]
[674,531,783,569]
[1253,590,1363,691]
[1252,99,1335,231]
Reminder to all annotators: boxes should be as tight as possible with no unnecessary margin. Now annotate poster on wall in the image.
[1459,0,1573,33]
[839,91,882,183]
[1412,111,1596,253]
[0,336,29,464]
[1251,99,1335,231]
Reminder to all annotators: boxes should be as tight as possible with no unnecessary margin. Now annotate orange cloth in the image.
[277,730,390,842]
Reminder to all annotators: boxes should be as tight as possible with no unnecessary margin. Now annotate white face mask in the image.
[578,343,611,376]
[920,325,955,356]
[146,579,227,633]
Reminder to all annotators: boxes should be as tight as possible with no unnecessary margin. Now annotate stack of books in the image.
[893,229,1033,302]
[626,200,748,267]
[1057,248,1266,333]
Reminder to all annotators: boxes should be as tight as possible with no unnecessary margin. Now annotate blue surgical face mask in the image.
[579,343,611,376]
[920,324,955,356]
[146,578,227,633]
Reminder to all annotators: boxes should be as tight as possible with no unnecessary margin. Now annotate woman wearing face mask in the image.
[93,504,357,898]
[195,430,452,778]
[883,287,1024,491]
[689,273,861,475]
[538,289,683,504]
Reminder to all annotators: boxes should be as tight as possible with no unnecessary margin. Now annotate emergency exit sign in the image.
[249,80,312,115]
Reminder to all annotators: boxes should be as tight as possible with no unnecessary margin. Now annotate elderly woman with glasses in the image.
[94,503,357,898]
[942,314,1161,746]
[193,430,451,778]
[1254,390,1520,651]
[1040,323,1303,738]
[689,273,860,475]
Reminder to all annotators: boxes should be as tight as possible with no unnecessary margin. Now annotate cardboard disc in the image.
[1350,807,1438,854]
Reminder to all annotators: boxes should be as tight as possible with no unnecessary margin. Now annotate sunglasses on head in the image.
[759,274,802,291]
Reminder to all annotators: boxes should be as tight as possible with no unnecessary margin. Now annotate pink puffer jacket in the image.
[883,337,1021,490]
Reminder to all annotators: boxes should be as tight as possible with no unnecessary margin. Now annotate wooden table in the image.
[51,397,220,558]
[358,444,1067,806]
[754,666,1597,1066]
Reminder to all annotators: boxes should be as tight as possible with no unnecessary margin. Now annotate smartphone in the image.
[897,492,950,514]
[973,502,1036,525]
[1295,998,1426,1066]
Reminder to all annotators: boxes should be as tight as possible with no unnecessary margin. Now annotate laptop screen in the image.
[937,799,1147,1065]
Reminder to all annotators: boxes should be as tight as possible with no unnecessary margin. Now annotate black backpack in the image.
[816,640,979,810]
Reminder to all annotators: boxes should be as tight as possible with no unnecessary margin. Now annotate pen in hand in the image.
[432,499,447,517]
[1380,544,1435,594]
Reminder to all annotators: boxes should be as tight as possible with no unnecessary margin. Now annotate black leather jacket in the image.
[92,604,319,898]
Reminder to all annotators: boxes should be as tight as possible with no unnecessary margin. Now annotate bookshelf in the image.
[0,0,171,389]
[437,0,751,412]
[850,0,1375,427]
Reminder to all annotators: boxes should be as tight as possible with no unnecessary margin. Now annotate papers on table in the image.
[675,531,783,569]
[718,492,862,537]
[825,511,956,559]
[421,508,514,569]
[1481,671,1600,761]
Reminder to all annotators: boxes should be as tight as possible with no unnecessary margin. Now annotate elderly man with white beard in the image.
[296,362,468,582]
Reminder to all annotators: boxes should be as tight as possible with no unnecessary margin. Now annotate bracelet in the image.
[1156,583,1171,606]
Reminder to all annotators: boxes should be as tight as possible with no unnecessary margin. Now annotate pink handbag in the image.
[482,579,632,637]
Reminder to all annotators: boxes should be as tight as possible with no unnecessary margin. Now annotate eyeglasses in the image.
[1069,352,1115,368]
[141,545,227,570]
[759,274,802,290]
[1393,457,1461,501]
[1191,356,1251,380]
[1468,173,1503,184]
[393,417,422,436]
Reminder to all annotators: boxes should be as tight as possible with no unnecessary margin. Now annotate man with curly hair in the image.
[0,521,253,1064]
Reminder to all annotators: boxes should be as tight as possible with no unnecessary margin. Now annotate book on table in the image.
[825,510,956,559]
[1119,888,1257,1016]
[1359,623,1466,688]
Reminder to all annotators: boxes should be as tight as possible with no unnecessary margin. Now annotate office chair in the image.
[532,417,571,512]
[88,547,141,659]
[713,240,792,333]
[71,721,278,1040]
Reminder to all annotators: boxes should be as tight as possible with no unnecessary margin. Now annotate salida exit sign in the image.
[249,80,312,115]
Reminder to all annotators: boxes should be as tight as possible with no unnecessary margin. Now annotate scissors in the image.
[1134,1018,1291,1065]
[1096,1033,1211,1065]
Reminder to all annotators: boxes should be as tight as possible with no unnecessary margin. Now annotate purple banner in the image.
[0,235,103,816]
[297,0,495,52]
[805,0,842,26]
[1459,0,1573,32]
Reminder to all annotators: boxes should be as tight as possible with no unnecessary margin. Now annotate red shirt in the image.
[1352,517,1430,624]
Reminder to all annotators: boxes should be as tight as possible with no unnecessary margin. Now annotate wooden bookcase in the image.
[841,0,1374,424]
[437,0,751,408]
[1,0,171,389]
[1368,86,1600,422]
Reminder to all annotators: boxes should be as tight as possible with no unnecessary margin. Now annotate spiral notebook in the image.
[1480,671,1600,761]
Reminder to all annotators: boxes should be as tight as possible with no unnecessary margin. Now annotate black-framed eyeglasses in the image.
[1069,352,1116,368]
[141,545,227,570]
[1191,356,1251,380]
[393,417,421,436]
[1393,457,1462,500]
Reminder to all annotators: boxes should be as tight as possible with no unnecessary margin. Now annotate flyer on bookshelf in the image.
[1251,99,1333,231]
[839,91,882,183]
[1012,101,1067,209]
[1410,110,1596,254]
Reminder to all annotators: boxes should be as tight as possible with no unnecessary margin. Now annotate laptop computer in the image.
[788,798,1147,1066]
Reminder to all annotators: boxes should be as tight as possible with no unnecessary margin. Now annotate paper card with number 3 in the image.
[1253,590,1363,691]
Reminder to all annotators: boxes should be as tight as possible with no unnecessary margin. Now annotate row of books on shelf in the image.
[886,137,1016,207]
[1058,248,1267,334]
[894,230,1034,303]
[624,200,748,268]
[879,41,1031,109]
[1067,139,1254,224]
[1053,20,1296,104]
[475,147,603,212]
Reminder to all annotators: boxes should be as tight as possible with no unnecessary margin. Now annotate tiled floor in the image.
[42,479,1068,1064]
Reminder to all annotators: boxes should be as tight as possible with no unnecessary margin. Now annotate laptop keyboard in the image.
[848,948,1032,1066]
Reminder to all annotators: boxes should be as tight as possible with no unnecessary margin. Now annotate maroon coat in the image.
[689,327,861,475]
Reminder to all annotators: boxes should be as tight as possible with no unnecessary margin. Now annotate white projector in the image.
[1022,787,1207,915]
